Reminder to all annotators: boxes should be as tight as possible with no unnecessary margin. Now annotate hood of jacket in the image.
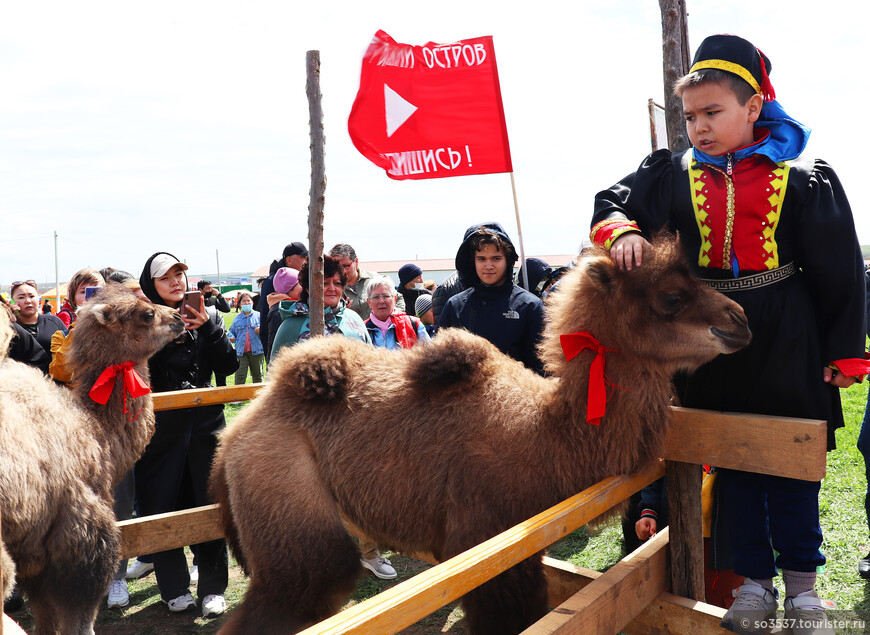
[139,251,188,307]
[454,222,518,286]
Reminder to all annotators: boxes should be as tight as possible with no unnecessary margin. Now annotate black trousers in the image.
[134,405,228,601]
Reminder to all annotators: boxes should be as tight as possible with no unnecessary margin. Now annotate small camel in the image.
[210,235,752,634]
[0,284,184,634]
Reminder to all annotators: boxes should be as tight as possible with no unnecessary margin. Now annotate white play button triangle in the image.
[384,83,417,137]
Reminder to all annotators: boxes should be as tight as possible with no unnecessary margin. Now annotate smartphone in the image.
[84,286,100,301]
[181,290,202,321]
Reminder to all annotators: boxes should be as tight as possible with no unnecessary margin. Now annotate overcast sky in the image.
[1,0,865,286]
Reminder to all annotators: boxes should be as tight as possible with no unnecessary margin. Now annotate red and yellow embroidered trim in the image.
[590,218,640,249]
[762,163,789,269]
[689,160,713,267]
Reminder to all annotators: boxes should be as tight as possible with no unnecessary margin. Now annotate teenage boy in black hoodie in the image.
[438,222,544,373]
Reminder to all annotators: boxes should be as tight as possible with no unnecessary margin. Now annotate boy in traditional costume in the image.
[591,34,866,635]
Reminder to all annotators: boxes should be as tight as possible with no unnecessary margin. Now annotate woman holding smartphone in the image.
[136,252,238,618]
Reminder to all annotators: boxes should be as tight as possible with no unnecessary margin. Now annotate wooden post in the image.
[658,0,691,153]
[306,49,326,337]
[658,0,704,602]
[665,460,705,601]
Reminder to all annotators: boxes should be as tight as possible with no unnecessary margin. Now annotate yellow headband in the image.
[690,59,762,95]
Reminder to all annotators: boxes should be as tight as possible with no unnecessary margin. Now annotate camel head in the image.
[70,282,185,374]
[543,232,751,376]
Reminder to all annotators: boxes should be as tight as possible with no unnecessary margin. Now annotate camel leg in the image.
[219,431,363,634]
[25,498,117,635]
[459,553,549,635]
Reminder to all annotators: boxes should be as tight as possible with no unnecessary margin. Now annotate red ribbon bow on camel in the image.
[560,331,618,425]
[88,362,151,418]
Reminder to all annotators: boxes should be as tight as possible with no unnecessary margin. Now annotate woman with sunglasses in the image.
[9,280,67,362]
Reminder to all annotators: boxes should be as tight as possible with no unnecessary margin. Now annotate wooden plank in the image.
[540,560,734,635]
[666,460,705,601]
[665,407,826,481]
[524,528,669,634]
[542,557,601,606]
[624,591,730,634]
[1,615,26,635]
[118,504,223,559]
[298,462,666,634]
[151,384,264,411]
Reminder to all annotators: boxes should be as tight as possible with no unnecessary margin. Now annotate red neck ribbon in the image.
[88,362,151,417]
[560,331,618,425]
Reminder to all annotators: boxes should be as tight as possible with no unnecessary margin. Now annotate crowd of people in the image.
[3,33,870,635]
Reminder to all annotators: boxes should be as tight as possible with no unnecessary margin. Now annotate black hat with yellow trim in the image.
[691,34,775,102]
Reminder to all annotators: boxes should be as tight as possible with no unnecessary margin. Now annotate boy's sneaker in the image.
[360,555,397,580]
[107,579,130,608]
[720,580,778,634]
[125,560,154,579]
[163,592,196,613]
[201,594,227,617]
[783,591,835,635]
[189,565,199,584]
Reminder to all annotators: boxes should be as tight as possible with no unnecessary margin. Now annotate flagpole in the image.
[509,173,530,291]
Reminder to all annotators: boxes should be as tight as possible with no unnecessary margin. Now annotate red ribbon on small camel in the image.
[89,362,151,419]
[560,331,619,425]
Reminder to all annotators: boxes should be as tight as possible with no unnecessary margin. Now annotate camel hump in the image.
[406,328,493,389]
[269,336,368,402]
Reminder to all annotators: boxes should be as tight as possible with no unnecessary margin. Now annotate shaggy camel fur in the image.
[211,235,752,634]
[0,284,184,634]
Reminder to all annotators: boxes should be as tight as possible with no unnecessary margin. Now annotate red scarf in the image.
[88,362,151,419]
[560,331,618,425]
[390,313,419,349]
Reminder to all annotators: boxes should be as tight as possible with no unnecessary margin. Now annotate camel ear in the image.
[89,303,116,325]
[584,257,614,292]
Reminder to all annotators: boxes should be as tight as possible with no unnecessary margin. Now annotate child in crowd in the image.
[592,34,865,635]
[438,222,544,373]
[415,293,436,338]
[56,268,104,328]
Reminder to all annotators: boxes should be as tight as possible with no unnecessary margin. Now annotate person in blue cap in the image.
[591,34,866,635]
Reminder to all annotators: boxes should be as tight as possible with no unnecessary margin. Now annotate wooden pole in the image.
[658,0,691,153]
[658,0,704,602]
[306,50,326,337]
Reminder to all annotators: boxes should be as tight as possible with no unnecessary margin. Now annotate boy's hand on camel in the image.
[824,366,856,388]
[635,517,657,540]
[610,233,651,270]
[182,296,208,330]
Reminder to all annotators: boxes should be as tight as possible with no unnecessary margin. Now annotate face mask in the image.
[241,304,253,314]
[412,283,425,290]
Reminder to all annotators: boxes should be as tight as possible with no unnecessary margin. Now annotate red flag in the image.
[348,30,512,180]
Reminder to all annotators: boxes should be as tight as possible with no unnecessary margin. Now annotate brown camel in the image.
[210,234,752,634]
[0,284,184,634]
